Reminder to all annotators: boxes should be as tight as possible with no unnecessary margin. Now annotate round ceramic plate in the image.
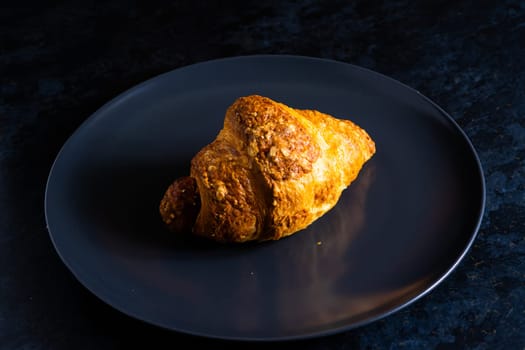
[45,55,485,341]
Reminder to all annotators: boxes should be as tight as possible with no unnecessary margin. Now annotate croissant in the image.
[159,95,375,243]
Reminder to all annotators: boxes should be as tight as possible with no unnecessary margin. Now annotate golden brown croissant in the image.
[159,95,375,243]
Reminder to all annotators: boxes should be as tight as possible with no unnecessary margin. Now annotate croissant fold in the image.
[159,95,375,243]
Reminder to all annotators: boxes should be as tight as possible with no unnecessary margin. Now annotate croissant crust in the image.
[183,95,375,243]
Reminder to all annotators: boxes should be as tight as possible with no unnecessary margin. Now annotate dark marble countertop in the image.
[1,1,524,349]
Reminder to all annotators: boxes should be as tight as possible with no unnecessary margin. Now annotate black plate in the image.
[45,55,485,341]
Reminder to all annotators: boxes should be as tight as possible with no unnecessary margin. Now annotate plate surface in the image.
[45,55,485,341]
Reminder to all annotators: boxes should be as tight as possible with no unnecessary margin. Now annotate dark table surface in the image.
[1,1,524,349]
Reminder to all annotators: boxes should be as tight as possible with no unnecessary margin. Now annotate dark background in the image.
[1,0,524,349]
